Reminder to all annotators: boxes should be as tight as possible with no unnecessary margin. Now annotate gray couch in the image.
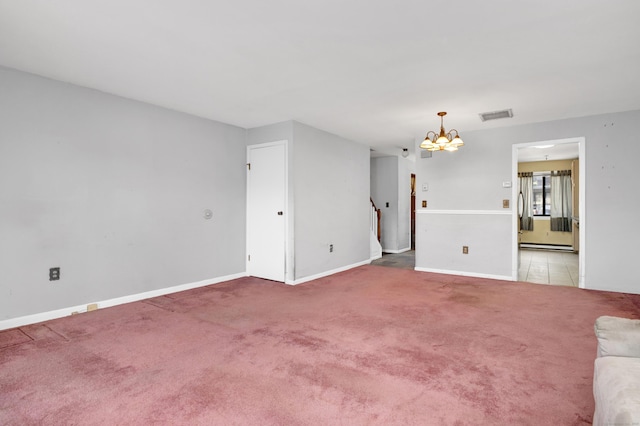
[593,316,640,426]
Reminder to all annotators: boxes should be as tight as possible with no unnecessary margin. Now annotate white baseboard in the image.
[370,254,382,261]
[0,272,247,331]
[382,247,412,254]
[414,266,512,282]
[287,259,371,285]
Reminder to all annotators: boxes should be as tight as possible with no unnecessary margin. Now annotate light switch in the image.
[503,199,510,208]
[422,200,427,208]
[502,181,512,188]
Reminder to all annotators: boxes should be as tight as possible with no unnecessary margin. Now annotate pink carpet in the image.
[2,266,639,425]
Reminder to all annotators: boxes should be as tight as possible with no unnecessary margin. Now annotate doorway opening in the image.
[511,138,585,288]
[369,170,416,270]
[370,250,415,270]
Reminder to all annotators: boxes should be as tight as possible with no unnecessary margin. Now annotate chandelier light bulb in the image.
[436,135,450,145]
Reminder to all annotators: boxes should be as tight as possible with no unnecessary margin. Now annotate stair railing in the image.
[370,198,381,242]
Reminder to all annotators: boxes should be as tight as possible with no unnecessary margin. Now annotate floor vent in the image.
[479,109,513,122]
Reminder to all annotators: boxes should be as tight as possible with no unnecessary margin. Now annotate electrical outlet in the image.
[49,267,60,281]
[422,200,427,208]
[87,303,98,312]
[503,199,510,208]
[462,246,469,254]
[329,244,334,253]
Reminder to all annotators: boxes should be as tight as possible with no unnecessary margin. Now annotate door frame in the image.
[246,140,292,283]
[511,137,586,288]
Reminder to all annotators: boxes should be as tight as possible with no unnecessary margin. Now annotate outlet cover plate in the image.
[49,267,60,281]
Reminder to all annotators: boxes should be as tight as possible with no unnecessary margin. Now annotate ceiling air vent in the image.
[479,109,513,122]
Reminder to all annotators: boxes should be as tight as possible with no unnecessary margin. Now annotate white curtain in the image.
[518,172,533,231]
[550,170,572,232]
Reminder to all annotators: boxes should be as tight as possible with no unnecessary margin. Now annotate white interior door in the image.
[247,142,286,282]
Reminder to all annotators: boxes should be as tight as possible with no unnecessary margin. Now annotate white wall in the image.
[417,211,512,279]
[293,122,370,280]
[246,121,370,282]
[246,121,293,147]
[415,109,640,293]
[0,67,247,322]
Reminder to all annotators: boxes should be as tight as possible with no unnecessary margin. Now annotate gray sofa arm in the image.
[595,316,640,358]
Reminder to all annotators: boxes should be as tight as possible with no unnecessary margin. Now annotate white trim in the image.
[370,254,382,261]
[0,272,246,331]
[286,259,371,285]
[416,209,511,215]
[382,247,412,254]
[511,144,519,284]
[414,266,512,282]
[511,137,585,288]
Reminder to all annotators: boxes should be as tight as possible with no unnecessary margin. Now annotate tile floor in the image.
[518,249,579,287]
[371,250,415,270]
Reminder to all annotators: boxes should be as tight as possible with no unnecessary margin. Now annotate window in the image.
[532,172,551,216]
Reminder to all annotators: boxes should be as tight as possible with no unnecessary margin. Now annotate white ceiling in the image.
[518,143,579,163]
[1,1,639,158]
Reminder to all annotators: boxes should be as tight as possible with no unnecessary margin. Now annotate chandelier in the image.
[419,112,464,152]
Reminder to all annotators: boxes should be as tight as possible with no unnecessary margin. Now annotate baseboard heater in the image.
[520,243,573,251]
